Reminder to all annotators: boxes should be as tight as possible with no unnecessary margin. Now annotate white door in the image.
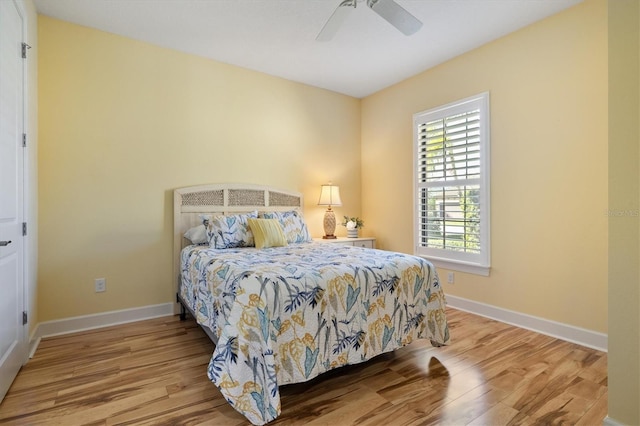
[0,0,27,402]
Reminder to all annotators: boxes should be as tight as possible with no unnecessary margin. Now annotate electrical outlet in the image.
[447,272,455,284]
[95,278,106,293]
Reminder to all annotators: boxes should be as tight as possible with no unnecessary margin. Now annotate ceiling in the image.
[34,0,583,99]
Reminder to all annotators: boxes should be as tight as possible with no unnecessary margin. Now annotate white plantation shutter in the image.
[414,93,490,275]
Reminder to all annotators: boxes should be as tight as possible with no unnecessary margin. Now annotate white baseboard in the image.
[28,335,40,359]
[29,303,175,357]
[602,416,624,426]
[446,295,608,352]
[27,297,607,355]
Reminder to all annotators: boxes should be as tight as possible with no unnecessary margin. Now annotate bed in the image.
[173,183,450,425]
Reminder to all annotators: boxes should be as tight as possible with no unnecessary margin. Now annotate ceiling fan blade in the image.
[316,0,356,42]
[366,0,423,36]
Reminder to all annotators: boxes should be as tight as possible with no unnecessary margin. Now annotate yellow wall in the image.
[39,1,612,332]
[37,16,361,321]
[608,0,640,423]
[361,0,608,333]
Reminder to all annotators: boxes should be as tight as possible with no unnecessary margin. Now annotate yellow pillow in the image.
[248,218,288,249]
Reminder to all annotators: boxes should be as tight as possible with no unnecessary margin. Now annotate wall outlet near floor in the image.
[447,272,455,284]
[95,278,106,292]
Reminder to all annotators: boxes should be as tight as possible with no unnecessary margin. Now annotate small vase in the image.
[347,229,358,238]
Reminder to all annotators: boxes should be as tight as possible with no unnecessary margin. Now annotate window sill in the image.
[419,256,490,276]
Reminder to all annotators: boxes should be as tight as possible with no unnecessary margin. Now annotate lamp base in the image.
[322,208,338,240]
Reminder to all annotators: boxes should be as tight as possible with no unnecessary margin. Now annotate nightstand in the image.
[312,237,376,249]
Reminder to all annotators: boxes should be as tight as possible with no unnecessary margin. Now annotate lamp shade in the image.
[318,184,342,207]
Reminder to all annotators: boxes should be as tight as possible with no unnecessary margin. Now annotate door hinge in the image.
[22,222,27,236]
[22,133,26,147]
[22,311,28,325]
[21,42,31,59]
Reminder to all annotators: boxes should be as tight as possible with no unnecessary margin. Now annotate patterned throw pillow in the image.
[261,210,311,244]
[207,211,258,249]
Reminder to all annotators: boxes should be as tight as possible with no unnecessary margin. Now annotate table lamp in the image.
[318,183,342,239]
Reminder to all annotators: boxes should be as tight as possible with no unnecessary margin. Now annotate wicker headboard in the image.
[173,183,304,308]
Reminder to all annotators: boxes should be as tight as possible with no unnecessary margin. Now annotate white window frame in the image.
[413,92,491,276]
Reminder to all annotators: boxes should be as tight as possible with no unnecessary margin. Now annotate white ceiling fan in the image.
[317,0,423,41]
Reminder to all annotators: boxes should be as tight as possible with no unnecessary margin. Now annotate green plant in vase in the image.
[341,216,364,238]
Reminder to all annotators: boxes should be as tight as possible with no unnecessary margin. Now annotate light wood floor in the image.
[0,308,607,425]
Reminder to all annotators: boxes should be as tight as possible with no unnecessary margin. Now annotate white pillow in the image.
[183,214,211,245]
[184,225,208,244]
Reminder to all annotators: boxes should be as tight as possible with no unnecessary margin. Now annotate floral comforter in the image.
[180,242,449,425]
